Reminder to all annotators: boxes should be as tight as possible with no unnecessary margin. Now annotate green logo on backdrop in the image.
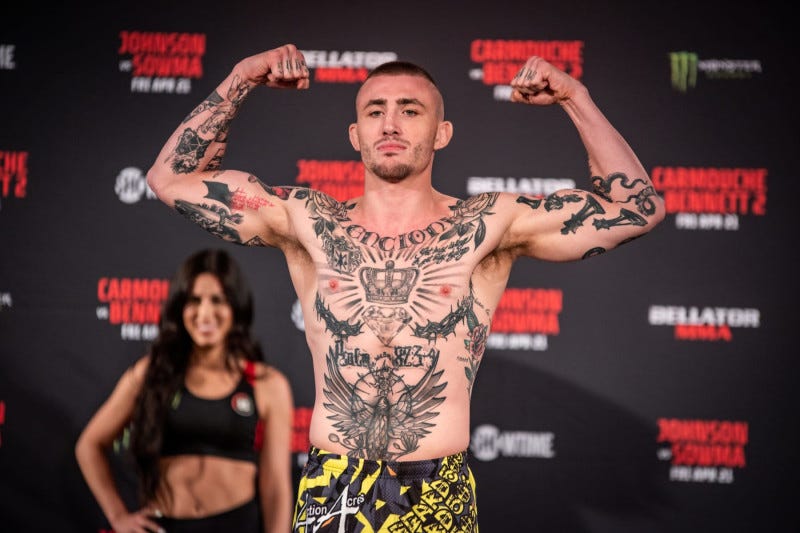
[669,51,698,92]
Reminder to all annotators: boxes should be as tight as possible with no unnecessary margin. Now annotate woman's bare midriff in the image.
[152,455,257,518]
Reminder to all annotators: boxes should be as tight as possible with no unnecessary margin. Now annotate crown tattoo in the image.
[359,260,419,304]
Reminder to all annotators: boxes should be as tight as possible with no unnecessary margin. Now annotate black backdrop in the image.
[1,1,798,531]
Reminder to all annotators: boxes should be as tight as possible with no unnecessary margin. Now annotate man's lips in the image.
[376,140,407,152]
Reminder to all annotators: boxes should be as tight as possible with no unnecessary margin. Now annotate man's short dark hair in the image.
[366,61,437,86]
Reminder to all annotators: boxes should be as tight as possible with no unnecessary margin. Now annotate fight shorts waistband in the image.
[292,446,479,533]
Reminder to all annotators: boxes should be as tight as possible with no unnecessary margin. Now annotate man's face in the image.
[349,73,450,183]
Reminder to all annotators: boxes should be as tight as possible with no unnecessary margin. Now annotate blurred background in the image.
[1,1,797,531]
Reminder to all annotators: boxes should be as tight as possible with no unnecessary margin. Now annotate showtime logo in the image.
[469,39,584,101]
[301,50,398,83]
[115,167,158,204]
[118,30,206,94]
[470,424,555,461]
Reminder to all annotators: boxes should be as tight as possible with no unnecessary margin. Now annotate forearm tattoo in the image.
[171,75,253,174]
[171,128,212,174]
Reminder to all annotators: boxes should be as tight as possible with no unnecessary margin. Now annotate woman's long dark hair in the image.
[130,248,264,503]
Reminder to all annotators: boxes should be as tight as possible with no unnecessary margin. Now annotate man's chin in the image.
[372,163,413,183]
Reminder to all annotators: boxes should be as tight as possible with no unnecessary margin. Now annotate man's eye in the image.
[368,110,382,117]
[403,109,419,116]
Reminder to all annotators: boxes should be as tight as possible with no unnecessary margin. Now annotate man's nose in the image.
[382,112,400,135]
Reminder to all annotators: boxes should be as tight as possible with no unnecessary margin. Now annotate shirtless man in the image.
[146,43,665,532]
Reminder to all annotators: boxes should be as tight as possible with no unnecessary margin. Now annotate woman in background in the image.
[76,248,294,533]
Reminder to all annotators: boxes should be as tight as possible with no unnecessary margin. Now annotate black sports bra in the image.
[160,361,262,463]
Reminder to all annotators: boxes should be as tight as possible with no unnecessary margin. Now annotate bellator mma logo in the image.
[96,277,170,341]
[301,50,398,83]
[648,304,760,342]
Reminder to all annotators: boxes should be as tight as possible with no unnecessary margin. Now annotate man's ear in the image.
[434,121,453,150]
[348,123,360,151]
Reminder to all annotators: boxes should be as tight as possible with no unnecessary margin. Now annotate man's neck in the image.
[355,175,448,234]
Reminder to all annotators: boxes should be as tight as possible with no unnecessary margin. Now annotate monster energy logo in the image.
[669,51,698,93]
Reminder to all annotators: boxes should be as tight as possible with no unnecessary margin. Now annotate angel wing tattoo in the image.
[322,349,447,460]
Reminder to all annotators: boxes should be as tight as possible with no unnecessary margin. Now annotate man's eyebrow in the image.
[365,98,387,108]
[363,97,426,109]
[397,97,425,107]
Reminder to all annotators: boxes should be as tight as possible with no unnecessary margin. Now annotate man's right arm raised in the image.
[146,45,309,247]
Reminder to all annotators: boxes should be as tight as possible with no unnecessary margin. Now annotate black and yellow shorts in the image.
[292,447,479,532]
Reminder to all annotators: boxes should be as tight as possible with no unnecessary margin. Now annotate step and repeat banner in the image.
[1,1,796,531]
